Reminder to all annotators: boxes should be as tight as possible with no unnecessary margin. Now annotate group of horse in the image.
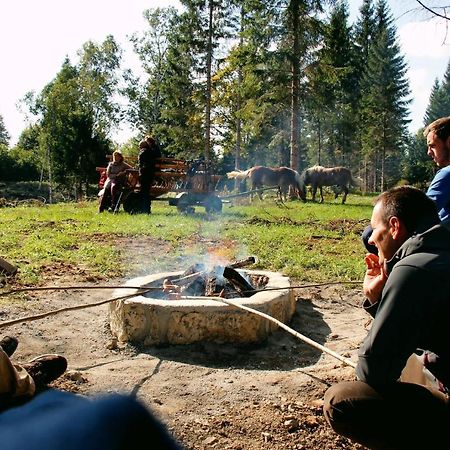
[226,165,359,204]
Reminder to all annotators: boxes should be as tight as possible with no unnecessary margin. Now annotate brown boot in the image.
[0,336,18,357]
[22,355,67,388]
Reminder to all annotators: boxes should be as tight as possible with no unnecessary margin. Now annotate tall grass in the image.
[0,193,373,286]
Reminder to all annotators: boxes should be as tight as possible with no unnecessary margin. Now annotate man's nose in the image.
[427,147,433,157]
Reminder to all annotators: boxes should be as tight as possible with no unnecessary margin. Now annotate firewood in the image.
[0,257,17,276]
[222,266,256,297]
[229,256,257,269]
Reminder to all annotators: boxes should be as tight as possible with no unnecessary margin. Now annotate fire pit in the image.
[109,263,295,345]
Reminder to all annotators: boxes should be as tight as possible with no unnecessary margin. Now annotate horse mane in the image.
[226,169,251,180]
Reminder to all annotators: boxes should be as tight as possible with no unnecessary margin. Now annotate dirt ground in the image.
[1,238,368,450]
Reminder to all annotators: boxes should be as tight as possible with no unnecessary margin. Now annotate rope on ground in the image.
[209,296,357,369]
[0,288,151,329]
[0,283,359,369]
[0,280,362,298]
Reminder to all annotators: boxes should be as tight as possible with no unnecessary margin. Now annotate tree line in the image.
[0,0,449,199]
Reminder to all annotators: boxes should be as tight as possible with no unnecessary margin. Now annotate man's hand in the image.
[363,253,388,304]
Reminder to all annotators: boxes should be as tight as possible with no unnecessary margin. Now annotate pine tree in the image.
[305,1,358,167]
[179,0,238,164]
[0,115,10,147]
[358,0,411,191]
[424,59,450,124]
[127,7,202,158]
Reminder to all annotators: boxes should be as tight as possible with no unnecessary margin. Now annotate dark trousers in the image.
[0,390,182,450]
[139,170,154,214]
[99,181,123,212]
[323,380,449,449]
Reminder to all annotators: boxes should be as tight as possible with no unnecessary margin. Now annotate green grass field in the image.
[0,192,374,287]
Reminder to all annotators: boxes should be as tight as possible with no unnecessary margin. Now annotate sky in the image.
[0,0,448,146]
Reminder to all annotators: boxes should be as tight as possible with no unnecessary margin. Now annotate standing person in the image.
[138,136,161,214]
[362,115,450,253]
[424,116,450,222]
[99,151,133,213]
[323,186,450,449]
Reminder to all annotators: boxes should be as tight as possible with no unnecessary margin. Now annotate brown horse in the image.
[227,166,306,201]
[299,165,359,204]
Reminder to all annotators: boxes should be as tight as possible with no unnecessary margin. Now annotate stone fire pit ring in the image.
[109,270,295,345]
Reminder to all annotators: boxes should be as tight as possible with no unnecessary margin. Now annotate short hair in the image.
[145,135,156,146]
[423,116,450,141]
[139,140,149,149]
[112,150,123,159]
[375,186,439,235]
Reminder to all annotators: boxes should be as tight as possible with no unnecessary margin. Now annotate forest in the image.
[0,0,449,199]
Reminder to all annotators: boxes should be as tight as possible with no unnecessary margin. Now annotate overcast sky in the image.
[0,0,448,146]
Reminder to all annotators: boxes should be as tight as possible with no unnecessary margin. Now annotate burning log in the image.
[158,257,263,300]
[222,266,256,297]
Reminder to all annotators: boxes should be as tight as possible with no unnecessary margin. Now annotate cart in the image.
[96,156,223,214]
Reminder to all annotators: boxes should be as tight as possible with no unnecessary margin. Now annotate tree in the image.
[76,35,123,137]
[358,0,411,191]
[0,115,10,147]
[424,58,450,124]
[25,40,120,199]
[127,7,203,158]
[305,1,358,167]
[178,0,238,164]
[278,0,326,171]
[402,129,435,187]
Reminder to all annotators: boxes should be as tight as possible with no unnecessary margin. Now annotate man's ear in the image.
[389,216,406,240]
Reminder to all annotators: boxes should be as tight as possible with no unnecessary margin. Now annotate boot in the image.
[22,354,68,388]
[0,336,18,357]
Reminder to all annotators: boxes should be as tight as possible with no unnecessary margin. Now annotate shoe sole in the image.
[27,354,66,363]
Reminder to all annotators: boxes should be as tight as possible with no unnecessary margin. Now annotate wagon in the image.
[96,156,223,214]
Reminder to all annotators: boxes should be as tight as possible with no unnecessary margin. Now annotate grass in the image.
[0,192,374,287]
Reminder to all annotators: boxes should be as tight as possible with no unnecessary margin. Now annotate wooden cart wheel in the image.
[176,193,195,214]
[204,194,222,213]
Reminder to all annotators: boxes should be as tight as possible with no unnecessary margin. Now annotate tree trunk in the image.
[290,0,300,171]
[204,0,214,166]
[235,7,243,191]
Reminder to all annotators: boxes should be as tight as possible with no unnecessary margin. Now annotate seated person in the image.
[323,186,450,449]
[99,151,133,213]
[0,336,67,410]
[0,336,182,450]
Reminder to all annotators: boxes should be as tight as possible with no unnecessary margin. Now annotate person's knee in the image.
[323,381,377,431]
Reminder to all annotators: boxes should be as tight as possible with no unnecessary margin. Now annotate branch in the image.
[415,0,450,20]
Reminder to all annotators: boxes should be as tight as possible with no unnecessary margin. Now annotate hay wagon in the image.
[96,156,223,214]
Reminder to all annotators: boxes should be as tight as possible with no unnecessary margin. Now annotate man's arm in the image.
[356,264,430,387]
[426,167,450,218]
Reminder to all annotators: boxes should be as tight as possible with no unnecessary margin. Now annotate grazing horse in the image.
[227,166,306,201]
[299,165,358,204]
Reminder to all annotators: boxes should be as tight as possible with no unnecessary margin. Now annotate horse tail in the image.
[226,169,251,180]
[348,170,362,188]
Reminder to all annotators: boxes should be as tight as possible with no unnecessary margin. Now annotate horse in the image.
[299,165,359,204]
[227,166,306,201]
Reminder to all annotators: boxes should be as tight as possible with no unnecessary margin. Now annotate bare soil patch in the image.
[1,238,367,449]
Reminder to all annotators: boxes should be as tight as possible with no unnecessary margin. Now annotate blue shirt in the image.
[426,165,450,222]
